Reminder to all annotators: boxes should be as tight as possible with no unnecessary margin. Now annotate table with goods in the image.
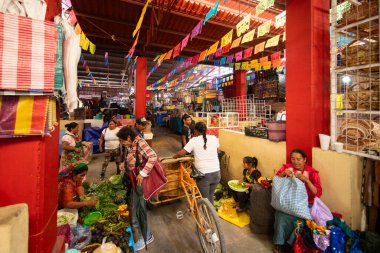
[57,175,136,253]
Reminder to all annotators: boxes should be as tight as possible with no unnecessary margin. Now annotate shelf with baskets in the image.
[331,0,380,159]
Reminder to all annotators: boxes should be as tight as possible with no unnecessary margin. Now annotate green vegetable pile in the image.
[57,212,75,226]
[77,175,132,252]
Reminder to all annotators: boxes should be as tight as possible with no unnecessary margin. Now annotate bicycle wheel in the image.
[195,198,226,253]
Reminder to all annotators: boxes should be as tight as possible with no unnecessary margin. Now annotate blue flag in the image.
[204,0,220,25]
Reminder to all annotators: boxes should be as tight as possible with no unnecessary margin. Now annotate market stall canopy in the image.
[71,0,286,87]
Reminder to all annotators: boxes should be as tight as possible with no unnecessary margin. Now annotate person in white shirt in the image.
[173,121,221,204]
[99,120,121,180]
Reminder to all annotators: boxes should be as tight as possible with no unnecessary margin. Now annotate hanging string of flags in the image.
[149,9,287,89]
[147,0,221,78]
[80,55,97,85]
[68,10,97,54]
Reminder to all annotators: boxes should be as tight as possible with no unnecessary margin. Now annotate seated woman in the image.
[273,149,322,253]
[58,163,97,209]
[232,156,261,212]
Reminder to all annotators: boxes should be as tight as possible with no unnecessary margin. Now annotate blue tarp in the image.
[83,127,104,154]
[169,117,182,134]
[157,113,167,125]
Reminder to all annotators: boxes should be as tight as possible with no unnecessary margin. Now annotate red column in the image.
[45,0,61,21]
[135,57,147,118]
[234,70,247,120]
[286,0,330,163]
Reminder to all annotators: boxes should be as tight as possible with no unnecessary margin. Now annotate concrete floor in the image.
[86,127,273,253]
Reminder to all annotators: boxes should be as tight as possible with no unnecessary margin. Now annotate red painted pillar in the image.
[135,57,147,118]
[286,0,330,163]
[234,70,247,120]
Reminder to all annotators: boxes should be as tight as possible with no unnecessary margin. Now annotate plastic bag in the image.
[271,176,312,219]
[310,197,333,227]
[313,234,330,251]
[70,226,92,250]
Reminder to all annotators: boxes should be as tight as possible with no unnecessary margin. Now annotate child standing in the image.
[232,156,261,212]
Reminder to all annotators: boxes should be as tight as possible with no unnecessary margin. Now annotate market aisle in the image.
[86,126,273,252]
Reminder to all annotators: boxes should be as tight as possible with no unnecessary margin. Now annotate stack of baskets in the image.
[337,0,379,27]
[346,82,380,110]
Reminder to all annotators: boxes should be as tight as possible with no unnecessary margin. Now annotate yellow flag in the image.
[241,29,255,44]
[254,41,265,54]
[231,37,242,49]
[258,20,271,37]
[133,0,151,38]
[89,42,96,54]
[265,35,280,48]
[251,59,259,70]
[84,38,90,51]
[263,61,271,70]
[221,29,233,48]
[207,41,219,55]
[158,53,166,62]
[235,63,241,70]
[153,55,160,61]
[80,32,86,48]
[241,61,251,70]
[236,14,251,37]
[74,24,82,35]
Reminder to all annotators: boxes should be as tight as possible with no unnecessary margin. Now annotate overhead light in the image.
[342,75,351,84]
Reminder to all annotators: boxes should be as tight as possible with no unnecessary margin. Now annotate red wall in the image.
[135,57,147,118]
[0,129,59,253]
[45,0,61,22]
[286,0,330,163]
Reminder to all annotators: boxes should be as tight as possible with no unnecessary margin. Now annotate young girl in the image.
[232,156,261,212]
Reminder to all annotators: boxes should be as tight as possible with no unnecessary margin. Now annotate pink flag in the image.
[215,48,222,58]
[191,19,204,40]
[235,51,243,62]
[226,54,234,64]
[181,34,190,50]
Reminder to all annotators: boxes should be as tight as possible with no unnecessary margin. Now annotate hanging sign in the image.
[221,29,233,48]
[236,14,251,37]
[265,35,280,48]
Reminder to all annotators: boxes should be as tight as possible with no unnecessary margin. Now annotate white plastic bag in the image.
[310,197,333,227]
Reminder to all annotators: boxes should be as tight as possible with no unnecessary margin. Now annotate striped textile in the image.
[0,12,58,92]
[0,95,57,136]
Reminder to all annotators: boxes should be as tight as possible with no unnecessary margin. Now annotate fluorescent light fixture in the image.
[342,75,351,84]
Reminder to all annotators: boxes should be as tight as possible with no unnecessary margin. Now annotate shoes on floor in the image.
[135,234,154,251]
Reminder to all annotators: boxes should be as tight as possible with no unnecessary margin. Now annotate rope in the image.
[30,206,58,238]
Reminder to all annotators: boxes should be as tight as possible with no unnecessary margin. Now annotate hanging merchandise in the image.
[0,12,58,92]
[0,95,57,137]
[55,24,64,91]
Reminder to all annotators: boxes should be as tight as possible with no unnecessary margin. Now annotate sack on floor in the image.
[249,184,274,234]
[271,176,311,219]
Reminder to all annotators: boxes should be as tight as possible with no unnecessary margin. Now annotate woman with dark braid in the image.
[174,122,221,204]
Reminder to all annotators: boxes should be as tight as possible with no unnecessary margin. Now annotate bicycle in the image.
[152,157,226,253]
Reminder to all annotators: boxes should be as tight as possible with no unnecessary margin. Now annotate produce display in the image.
[75,175,133,253]
[228,180,249,192]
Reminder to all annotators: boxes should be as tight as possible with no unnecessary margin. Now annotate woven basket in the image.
[346,83,380,110]
[337,0,378,27]
[341,38,379,67]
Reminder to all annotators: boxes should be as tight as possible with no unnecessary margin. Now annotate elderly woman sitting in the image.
[58,163,97,209]
[273,149,322,253]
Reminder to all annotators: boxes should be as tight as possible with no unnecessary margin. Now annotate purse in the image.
[130,140,168,200]
[190,165,205,179]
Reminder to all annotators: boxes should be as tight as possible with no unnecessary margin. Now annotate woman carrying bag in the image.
[272,149,322,253]
[117,126,157,251]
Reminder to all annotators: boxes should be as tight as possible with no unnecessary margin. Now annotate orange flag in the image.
[254,41,265,54]
[231,37,242,49]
